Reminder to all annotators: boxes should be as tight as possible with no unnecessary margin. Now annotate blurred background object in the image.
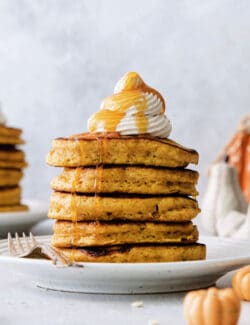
[0,0,249,202]
[202,116,250,238]
[202,159,248,236]
[212,115,250,202]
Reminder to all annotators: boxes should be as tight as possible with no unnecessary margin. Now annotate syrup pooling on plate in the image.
[88,72,172,138]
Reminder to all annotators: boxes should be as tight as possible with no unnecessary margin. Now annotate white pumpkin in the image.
[202,161,248,235]
[217,206,250,239]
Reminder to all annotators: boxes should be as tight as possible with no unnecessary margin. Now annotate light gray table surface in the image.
[0,270,249,325]
[0,221,250,325]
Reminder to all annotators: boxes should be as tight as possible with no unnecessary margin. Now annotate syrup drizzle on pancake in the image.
[93,134,108,238]
[71,138,83,261]
[70,134,109,260]
[71,136,107,261]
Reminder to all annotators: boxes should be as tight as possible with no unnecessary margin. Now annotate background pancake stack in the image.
[0,124,28,212]
[47,133,206,262]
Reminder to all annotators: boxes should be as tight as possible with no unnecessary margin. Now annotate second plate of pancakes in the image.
[0,124,28,213]
[0,199,48,238]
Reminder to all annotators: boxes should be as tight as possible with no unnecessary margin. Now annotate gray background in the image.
[0,0,249,202]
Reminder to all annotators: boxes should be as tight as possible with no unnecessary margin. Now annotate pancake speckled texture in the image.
[48,192,200,222]
[55,243,206,263]
[52,221,199,247]
[46,133,199,168]
[51,166,199,196]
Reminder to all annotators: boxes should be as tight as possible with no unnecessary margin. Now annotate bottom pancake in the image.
[55,243,206,263]
[0,204,28,213]
[52,221,199,247]
[0,186,21,205]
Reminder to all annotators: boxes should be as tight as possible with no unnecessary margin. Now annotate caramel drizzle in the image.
[71,139,84,262]
[71,135,106,261]
[93,134,107,224]
[88,72,165,134]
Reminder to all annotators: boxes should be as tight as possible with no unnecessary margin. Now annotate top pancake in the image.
[46,133,199,168]
[0,125,24,145]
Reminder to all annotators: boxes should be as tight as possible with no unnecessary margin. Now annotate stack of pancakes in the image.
[0,124,27,212]
[47,133,206,263]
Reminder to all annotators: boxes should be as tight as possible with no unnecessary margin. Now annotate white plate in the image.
[0,200,48,238]
[0,235,250,294]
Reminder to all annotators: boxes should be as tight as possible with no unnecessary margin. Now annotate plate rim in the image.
[0,235,250,268]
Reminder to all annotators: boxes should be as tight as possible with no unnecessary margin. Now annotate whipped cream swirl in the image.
[88,72,172,138]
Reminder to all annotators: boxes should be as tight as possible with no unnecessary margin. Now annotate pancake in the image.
[52,220,199,247]
[0,204,28,213]
[48,192,200,222]
[54,243,206,263]
[51,166,199,196]
[0,125,24,145]
[0,160,27,169]
[0,169,23,186]
[0,125,22,138]
[46,133,199,168]
[0,149,25,162]
[0,186,21,205]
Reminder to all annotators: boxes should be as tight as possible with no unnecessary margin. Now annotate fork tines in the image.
[8,232,37,257]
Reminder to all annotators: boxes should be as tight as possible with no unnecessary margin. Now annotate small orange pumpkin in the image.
[183,287,241,325]
[232,265,250,301]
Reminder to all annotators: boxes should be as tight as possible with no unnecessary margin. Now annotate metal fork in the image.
[8,232,79,267]
[8,232,37,257]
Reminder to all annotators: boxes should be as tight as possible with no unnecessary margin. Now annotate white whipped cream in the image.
[88,72,172,138]
[91,93,172,138]
[118,92,172,138]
